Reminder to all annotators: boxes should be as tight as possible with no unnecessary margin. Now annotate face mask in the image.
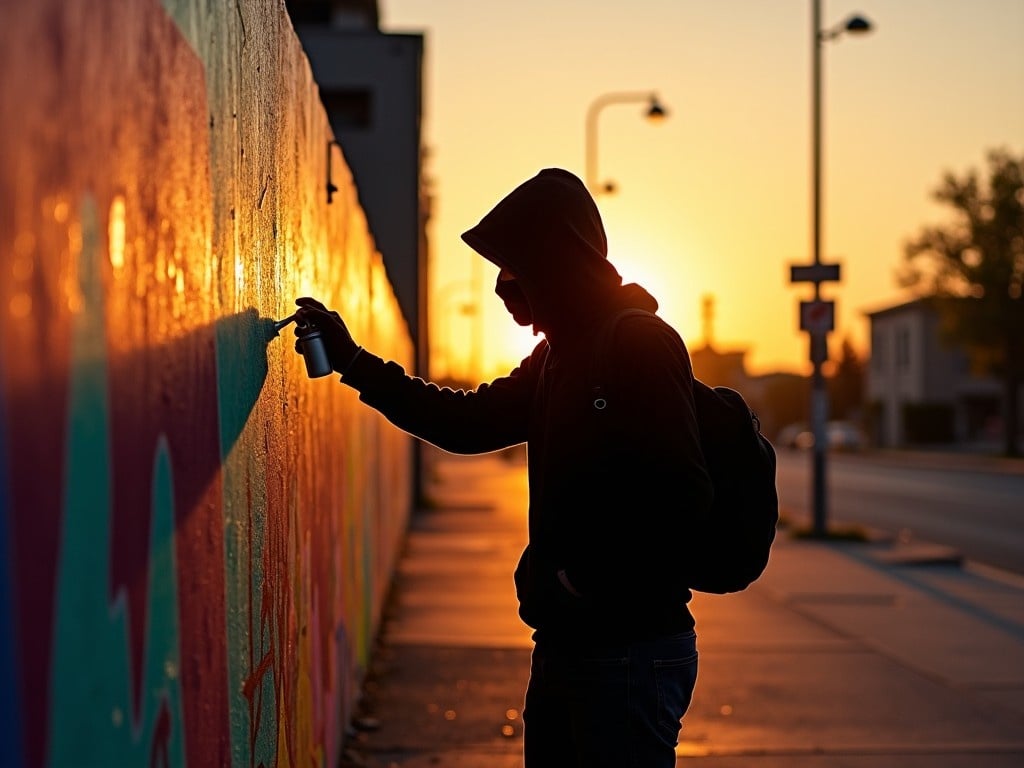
[494,276,533,327]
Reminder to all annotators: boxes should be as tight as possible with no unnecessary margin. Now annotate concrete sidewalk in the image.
[341,447,1024,768]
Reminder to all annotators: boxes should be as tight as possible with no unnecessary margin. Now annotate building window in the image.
[872,331,884,371]
[323,89,373,130]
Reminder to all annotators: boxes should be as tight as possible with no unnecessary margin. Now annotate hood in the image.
[461,168,658,335]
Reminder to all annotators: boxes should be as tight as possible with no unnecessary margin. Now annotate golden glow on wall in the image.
[108,195,126,270]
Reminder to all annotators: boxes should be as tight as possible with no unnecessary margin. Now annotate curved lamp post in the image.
[585,91,667,196]
[809,4,873,536]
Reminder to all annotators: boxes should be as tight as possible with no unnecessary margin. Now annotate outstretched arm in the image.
[292,296,540,454]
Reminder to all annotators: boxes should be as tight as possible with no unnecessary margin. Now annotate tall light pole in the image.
[813,7,872,281]
[795,3,872,536]
[585,91,667,196]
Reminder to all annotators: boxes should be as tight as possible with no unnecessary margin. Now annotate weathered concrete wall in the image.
[0,1,414,766]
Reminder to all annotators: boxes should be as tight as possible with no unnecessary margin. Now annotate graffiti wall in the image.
[0,1,415,766]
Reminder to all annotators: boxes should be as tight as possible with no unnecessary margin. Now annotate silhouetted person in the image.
[293,167,713,767]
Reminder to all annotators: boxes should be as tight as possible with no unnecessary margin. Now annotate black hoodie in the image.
[343,168,713,643]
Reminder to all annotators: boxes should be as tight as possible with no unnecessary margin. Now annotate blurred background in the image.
[382,0,1021,377]
[293,0,1023,453]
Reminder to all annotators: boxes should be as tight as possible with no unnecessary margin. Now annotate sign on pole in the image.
[790,263,841,284]
[789,260,841,537]
[799,299,835,334]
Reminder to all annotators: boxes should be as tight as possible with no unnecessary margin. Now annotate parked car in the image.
[824,421,868,452]
[775,422,810,450]
[775,421,867,452]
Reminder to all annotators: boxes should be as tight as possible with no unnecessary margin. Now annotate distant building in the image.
[688,294,782,430]
[689,344,748,391]
[287,0,429,377]
[689,295,750,390]
[865,298,1005,447]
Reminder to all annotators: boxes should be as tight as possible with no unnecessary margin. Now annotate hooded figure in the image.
[293,168,713,767]
[464,168,660,336]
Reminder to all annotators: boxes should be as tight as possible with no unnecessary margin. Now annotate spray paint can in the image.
[275,314,333,378]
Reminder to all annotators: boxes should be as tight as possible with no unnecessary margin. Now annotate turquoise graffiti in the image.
[48,198,186,765]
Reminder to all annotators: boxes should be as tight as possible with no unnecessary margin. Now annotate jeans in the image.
[523,630,698,768]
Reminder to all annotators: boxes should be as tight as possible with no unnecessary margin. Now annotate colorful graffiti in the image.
[0,1,414,766]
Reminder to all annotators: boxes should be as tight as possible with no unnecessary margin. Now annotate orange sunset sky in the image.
[380,0,1024,380]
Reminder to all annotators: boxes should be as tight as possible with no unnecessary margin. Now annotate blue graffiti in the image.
[0,311,25,768]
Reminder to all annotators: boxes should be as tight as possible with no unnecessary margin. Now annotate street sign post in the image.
[790,262,841,536]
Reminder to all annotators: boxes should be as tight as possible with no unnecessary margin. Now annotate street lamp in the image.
[585,91,668,196]
[807,3,873,536]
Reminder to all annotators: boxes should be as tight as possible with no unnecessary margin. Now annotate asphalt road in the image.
[774,448,1024,577]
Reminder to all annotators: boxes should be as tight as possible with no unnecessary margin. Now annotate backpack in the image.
[590,309,779,594]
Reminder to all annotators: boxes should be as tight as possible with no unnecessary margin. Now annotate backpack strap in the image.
[590,308,659,411]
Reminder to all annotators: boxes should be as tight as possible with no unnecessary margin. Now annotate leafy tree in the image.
[899,147,1024,456]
